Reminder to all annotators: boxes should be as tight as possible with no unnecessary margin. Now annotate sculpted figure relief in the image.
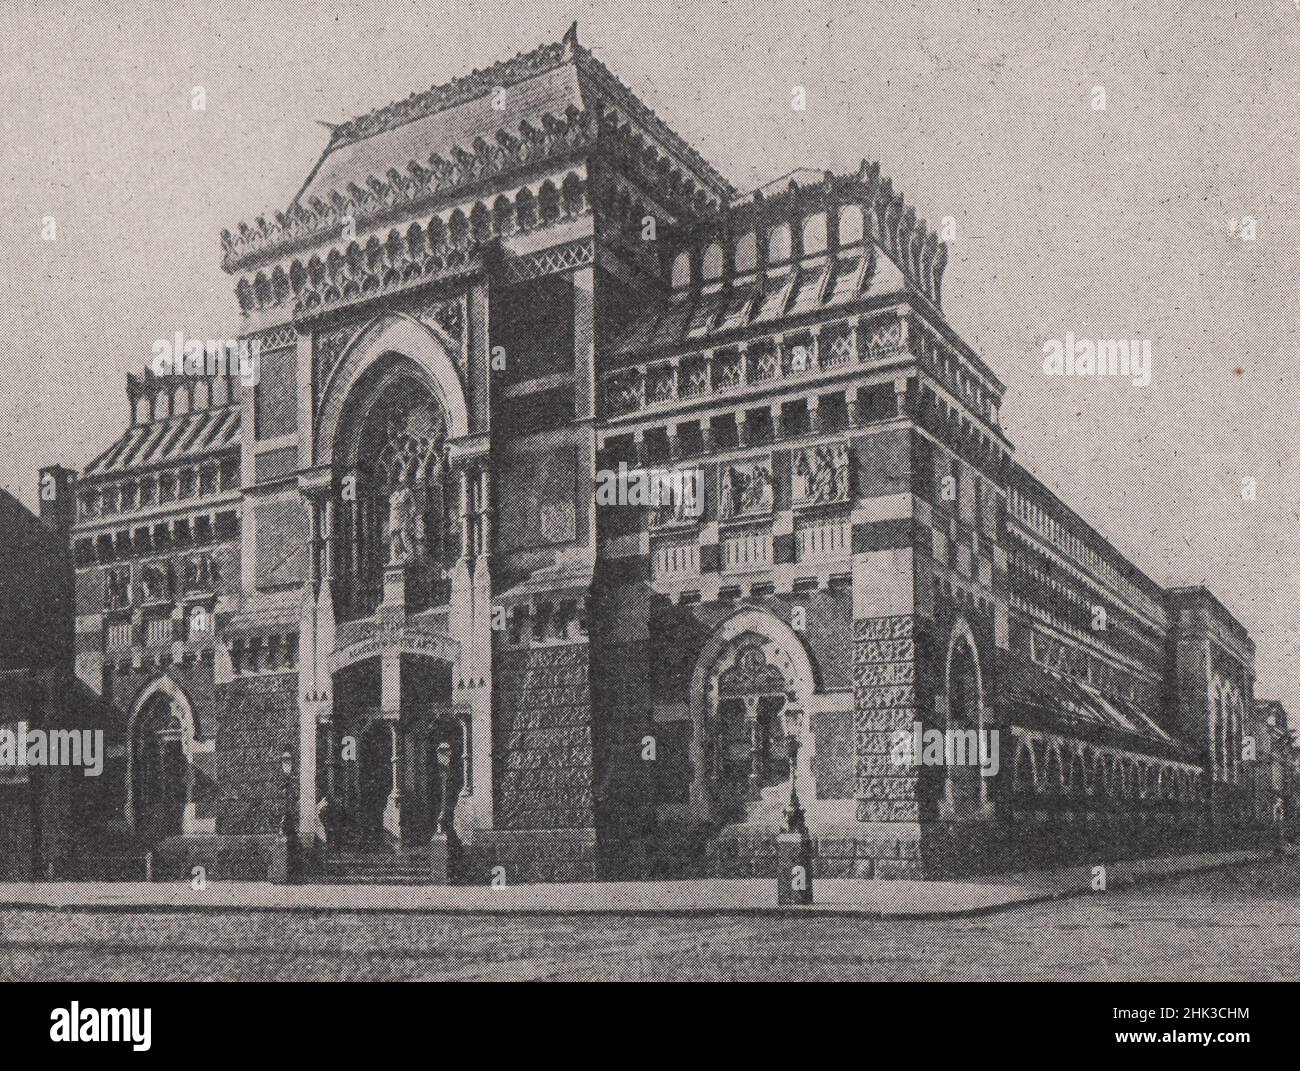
[793,442,849,504]
[719,459,774,520]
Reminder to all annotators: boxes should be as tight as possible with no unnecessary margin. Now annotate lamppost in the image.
[782,704,807,835]
[271,749,300,883]
[776,702,813,905]
[429,737,461,884]
[280,750,297,840]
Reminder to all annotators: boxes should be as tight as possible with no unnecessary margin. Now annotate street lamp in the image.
[279,750,297,841]
[271,749,300,883]
[782,704,806,834]
[776,701,813,905]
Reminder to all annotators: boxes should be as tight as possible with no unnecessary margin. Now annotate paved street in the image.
[2,856,1298,981]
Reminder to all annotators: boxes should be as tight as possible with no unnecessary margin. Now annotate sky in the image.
[1,0,1297,714]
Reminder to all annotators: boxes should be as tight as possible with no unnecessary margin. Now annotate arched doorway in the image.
[131,696,190,843]
[712,640,795,820]
[689,609,817,826]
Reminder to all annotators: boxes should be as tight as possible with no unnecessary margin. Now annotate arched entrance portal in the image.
[321,654,463,852]
[689,609,818,826]
[129,692,193,842]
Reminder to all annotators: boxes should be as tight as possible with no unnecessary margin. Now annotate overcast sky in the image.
[1,0,1296,715]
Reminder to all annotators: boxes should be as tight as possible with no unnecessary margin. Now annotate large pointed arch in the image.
[315,312,469,467]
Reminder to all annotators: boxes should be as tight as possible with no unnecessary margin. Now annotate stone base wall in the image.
[918,810,1284,879]
[460,827,598,884]
[494,645,595,831]
[706,823,924,879]
[150,834,278,881]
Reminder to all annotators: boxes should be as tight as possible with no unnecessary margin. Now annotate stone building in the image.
[52,26,1287,883]
[0,483,115,879]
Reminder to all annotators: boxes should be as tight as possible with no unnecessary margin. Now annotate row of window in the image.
[79,459,240,519]
[1010,486,1164,626]
[76,511,239,568]
[670,204,870,288]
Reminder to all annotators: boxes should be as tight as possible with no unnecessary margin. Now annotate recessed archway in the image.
[125,676,200,839]
[687,608,818,824]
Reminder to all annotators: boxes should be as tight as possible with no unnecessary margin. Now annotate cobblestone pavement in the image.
[2,857,1298,981]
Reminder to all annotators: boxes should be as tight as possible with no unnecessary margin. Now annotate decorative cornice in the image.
[222,108,596,273]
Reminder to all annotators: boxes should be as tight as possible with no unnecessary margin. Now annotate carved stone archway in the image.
[688,609,818,824]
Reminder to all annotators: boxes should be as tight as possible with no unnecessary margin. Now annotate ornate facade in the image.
[46,26,1293,883]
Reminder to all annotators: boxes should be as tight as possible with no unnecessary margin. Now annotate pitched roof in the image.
[1000,651,1190,757]
[610,245,905,359]
[302,25,730,199]
[83,405,241,478]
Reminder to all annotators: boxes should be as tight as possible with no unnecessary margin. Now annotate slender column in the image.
[348,474,360,579]
[322,496,335,582]
[324,721,337,799]
[478,468,491,557]
[458,467,472,560]
[458,713,472,795]
[747,697,764,802]
[305,492,319,588]
[383,720,403,848]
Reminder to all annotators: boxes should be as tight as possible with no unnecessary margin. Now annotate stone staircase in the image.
[319,849,432,885]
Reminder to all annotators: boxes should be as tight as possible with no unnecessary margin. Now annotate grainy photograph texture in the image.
[0,0,1297,994]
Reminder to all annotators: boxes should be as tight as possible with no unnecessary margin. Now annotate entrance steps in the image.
[320,850,432,885]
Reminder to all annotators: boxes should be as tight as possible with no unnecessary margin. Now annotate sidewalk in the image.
[0,847,1285,919]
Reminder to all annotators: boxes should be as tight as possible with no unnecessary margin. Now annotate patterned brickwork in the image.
[494,644,595,830]
[214,674,298,834]
[852,615,920,822]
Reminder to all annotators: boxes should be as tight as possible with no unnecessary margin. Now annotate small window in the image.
[838,204,865,245]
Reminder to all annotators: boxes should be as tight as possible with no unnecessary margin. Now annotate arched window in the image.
[155,391,170,420]
[671,251,692,289]
[945,627,983,817]
[172,386,190,416]
[134,397,151,425]
[802,211,827,254]
[734,231,757,273]
[193,380,209,411]
[701,242,724,281]
[767,222,791,264]
[838,204,865,245]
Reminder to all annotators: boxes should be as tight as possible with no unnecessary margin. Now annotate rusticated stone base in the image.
[459,827,598,885]
[705,823,924,879]
[149,834,278,882]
